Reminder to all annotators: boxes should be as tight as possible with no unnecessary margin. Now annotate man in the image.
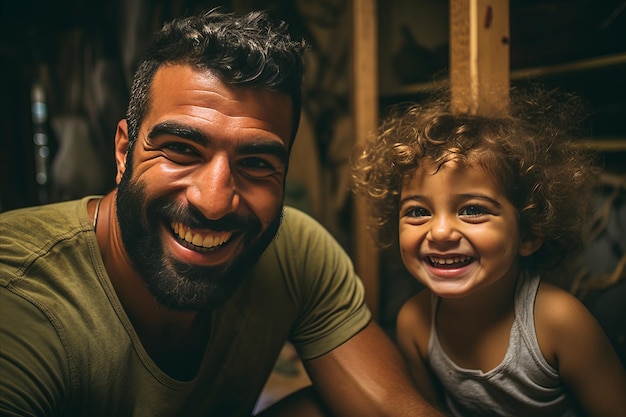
[0,10,442,417]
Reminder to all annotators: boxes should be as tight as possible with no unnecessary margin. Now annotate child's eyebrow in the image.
[457,193,503,208]
[399,194,429,206]
[399,193,503,208]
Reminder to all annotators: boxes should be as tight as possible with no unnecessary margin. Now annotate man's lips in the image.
[171,221,233,251]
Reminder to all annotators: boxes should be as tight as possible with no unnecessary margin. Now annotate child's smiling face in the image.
[398,158,539,299]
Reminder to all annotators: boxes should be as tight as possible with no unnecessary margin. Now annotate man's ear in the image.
[519,238,543,257]
[115,119,130,185]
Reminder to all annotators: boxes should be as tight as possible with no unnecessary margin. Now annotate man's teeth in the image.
[429,256,471,265]
[172,222,232,249]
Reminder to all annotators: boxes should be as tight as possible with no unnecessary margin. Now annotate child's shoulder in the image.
[399,288,432,318]
[534,281,597,365]
[535,281,589,324]
[397,289,433,358]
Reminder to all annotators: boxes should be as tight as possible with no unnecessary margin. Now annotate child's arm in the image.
[396,290,446,410]
[535,283,626,416]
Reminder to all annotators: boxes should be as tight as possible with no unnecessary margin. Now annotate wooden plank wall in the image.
[351,0,380,318]
[450,0,510,117]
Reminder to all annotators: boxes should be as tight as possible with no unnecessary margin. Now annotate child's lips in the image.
[427,255,474,268]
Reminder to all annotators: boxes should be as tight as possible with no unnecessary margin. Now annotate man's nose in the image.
[186,154,239,220]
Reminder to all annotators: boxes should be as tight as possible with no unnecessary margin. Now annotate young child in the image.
[351,88,626,416]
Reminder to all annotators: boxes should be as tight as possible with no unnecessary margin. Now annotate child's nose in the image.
[427,214,460,243]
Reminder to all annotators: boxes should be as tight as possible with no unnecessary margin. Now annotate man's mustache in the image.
[155,200,261,232]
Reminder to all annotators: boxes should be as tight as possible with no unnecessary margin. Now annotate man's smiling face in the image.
[115,64,293,311]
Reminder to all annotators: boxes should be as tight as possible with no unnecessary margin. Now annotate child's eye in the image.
[405,207,431,218]
[459,205,487,217]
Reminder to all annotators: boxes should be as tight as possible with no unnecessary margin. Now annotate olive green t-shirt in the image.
[0,197,370,416]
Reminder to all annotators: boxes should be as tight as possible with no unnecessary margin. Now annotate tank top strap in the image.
[427,292,440,354]
[514,271,541,330]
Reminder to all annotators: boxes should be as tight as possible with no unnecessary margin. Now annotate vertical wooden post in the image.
[351,0,380,318]
[450,0,510,117]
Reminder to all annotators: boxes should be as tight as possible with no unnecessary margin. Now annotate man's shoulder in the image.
[255,206,348,272]
[282,205,319,226]
[0,198,88,236]
[0,198,94,288]
[0,198,88,251]
[275,206,338,250]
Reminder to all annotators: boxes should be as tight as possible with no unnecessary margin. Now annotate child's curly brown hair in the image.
[351,87,601,274]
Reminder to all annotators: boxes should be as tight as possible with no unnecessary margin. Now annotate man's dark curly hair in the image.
[351,87,601,274]
[126,9,307,151]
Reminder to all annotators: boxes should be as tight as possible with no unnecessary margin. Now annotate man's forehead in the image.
[148,65,294,143]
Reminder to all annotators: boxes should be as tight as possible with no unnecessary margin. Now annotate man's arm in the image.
[303,320,445,417]
[254,386,330,417]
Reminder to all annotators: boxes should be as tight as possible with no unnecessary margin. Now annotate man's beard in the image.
[116,167,283,312]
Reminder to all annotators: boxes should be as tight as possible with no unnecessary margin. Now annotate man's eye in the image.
[162,142,195,154]
[240,157,273,170]
[157,142,200,165]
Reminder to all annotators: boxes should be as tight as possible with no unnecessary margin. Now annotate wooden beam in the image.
[351,0,380,318]
[450,0,510,116]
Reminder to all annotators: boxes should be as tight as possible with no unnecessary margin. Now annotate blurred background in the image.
[1,0,625,376]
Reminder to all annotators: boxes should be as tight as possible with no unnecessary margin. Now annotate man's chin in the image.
[142,258,243,311]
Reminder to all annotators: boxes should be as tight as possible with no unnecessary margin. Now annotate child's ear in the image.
[519,238,543,256]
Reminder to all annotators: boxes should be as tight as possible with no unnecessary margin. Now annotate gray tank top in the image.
[428,273,579,416]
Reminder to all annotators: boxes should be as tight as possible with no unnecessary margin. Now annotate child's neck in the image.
[435,268,521,372]
[439,264,520,318]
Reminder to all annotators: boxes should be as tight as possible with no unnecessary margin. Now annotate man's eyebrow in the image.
[148,122,208,145]
[147,120,288,163]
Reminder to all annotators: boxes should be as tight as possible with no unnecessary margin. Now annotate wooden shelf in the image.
[576,138,626,152]
[510,52,626,81]
[380,52,626,98]
[347,132,624,153]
